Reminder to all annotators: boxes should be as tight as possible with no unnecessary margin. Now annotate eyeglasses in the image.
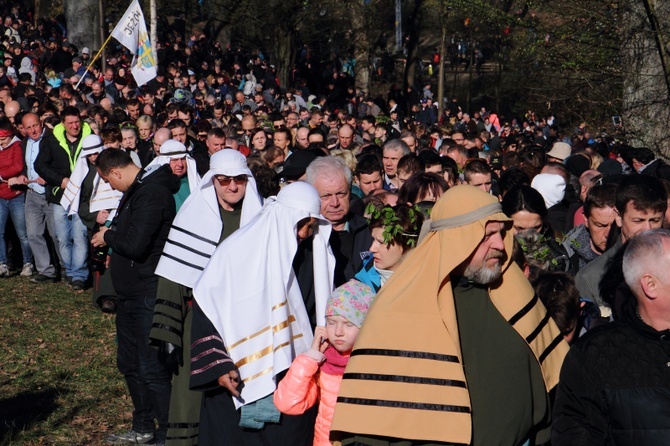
[242,128,254,134]
[591,174,604,186]
[214,175,248,186]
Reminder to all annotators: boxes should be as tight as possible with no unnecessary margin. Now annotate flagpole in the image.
[74,32,115,90]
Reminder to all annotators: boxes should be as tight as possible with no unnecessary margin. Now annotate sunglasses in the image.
[214,175,248,186]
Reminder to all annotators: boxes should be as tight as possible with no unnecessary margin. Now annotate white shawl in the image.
[155,149,263,288]
[146,139,201,193]
[193,181,335,408]
[60,135,122,218]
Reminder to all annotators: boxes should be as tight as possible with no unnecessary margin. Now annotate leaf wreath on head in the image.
[365,203,422,248]
[515,232,560,268]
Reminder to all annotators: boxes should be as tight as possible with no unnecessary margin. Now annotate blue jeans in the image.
[25,190,57,277]
[116,297,172,442]
[50,203,88,282]
[0,195,33,264]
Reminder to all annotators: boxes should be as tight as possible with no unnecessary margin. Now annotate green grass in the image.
[0,275,131,445]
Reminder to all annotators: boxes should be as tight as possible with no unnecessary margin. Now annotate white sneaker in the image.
[105,429,154,444]
[20,263,34,277]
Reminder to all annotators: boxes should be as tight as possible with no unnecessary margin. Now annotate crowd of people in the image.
[1,6,670,446]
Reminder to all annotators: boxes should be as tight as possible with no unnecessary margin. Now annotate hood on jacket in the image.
[20,57,33,71]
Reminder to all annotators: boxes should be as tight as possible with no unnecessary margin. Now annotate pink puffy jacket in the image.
[274,351,343,446]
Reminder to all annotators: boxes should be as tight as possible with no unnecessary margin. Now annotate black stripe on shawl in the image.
[538,334,565,364]
[525,312,551,344]
[162,253,205,271]
[165,238,212,259]
[351,348,460,363]
[337,396,471,413]
[170,225,218,246]
[508,294,539,326]
[344,373,467,388]
[153,309,182,324]
[152,322,182,337]
[156,298,182,311]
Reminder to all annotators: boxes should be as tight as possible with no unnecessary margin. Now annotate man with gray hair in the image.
[382,139,410,191]
[305,156,372,285]
[552,228,670,445]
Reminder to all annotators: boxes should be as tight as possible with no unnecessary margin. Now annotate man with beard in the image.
[331,186,569,446]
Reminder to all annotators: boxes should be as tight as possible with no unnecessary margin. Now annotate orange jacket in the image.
[274,351,343,446]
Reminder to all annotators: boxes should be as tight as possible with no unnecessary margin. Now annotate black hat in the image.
[597,158,623,177]
[490,156,502,169]
[281,150,320,179]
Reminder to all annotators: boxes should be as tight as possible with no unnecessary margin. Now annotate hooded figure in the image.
[150,149,264,446]
[531,173,566,210]
[155,149,262,287]
[190,181,336,446]
[147,139,201,209]
[194,181,335,407]
[331,186,568,445]
[19,56,36,83]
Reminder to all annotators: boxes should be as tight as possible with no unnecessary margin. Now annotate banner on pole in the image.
[111,0,157,86]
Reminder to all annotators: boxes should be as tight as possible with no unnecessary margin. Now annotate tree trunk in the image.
[621,0,670,155]
[184,0,192,40]
[437,23,446,121]
[150,0,157,54]
[63,0,100,50]
[275,29,294,89]
[352,2,371,93]
[403,0,423,91]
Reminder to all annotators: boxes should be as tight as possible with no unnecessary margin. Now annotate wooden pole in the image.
[74,32,115,90]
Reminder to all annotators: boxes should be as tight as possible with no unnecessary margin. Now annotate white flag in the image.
[111,0,157,87]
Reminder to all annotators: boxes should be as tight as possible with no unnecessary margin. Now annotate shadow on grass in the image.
[0,387,68,443]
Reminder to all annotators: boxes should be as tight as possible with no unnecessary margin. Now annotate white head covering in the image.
[60,134,123,218]
[147,139,201,192]
[193,181,335,408]
[155,149,263,288]
[531,173,566,209]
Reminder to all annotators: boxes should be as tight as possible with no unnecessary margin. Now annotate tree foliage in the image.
[62,0,670,148]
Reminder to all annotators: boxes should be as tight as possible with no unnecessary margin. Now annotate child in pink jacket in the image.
[274,279,375,446]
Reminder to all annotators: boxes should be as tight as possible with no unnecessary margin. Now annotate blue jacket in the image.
[354,256,381,293]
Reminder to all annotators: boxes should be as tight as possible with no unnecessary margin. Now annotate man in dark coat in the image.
[553,228,670,445]
[91,149,180,445]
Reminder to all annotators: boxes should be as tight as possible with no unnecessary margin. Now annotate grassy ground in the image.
[0,275,131,445]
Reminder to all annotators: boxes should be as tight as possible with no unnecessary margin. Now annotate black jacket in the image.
[105,164,179,299]
[640,158,670,181]
[34,122,92,203]
[329,213,373,286]
[552,299,670,445]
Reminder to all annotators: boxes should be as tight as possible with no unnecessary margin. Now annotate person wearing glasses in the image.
[151,149,263,446]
